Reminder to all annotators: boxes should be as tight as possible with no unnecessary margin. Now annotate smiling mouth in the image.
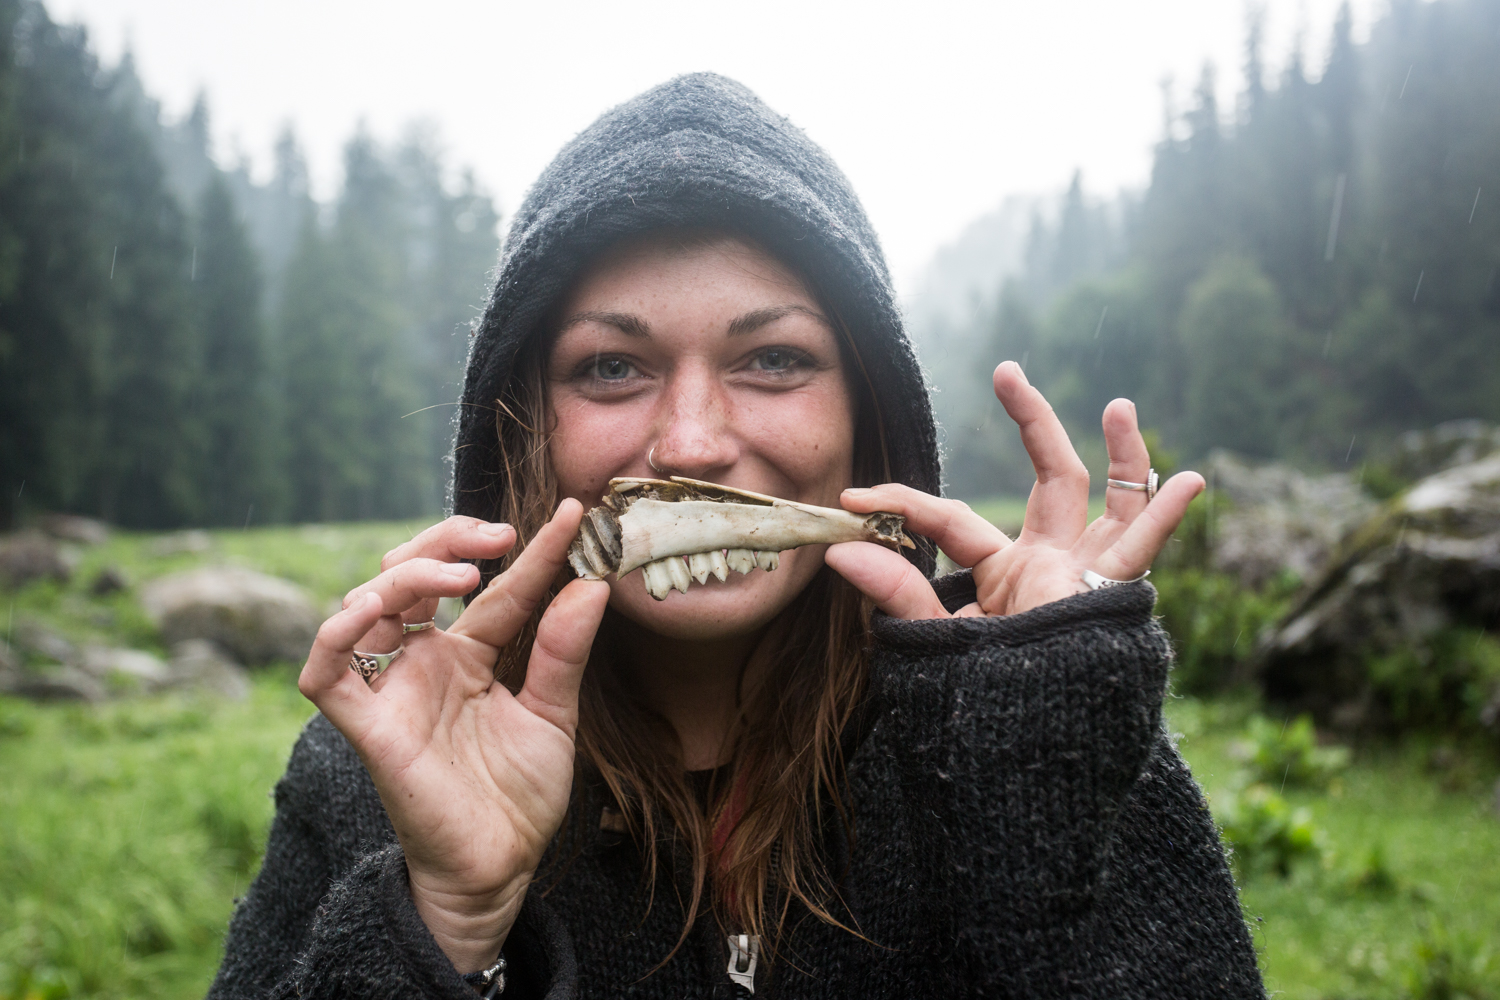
[567,477,913,601]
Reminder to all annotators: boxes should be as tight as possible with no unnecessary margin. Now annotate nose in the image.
[649,366,739,480]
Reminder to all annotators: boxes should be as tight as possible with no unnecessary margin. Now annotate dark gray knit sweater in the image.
[207,74,1263,998]
[208,575,1262,999]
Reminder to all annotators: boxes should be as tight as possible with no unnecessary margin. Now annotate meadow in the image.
[1,518,1497,999]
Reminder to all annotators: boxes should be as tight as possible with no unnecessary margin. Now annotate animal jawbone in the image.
[567,477,913,601]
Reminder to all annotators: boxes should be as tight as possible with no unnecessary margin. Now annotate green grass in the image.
[2,520,1498,998]
[0,677,313,1000]
[1167,699,1500,999]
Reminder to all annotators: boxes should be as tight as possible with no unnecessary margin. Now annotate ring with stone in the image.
[401,620,437,634]
[1106,467,1159,502]
[349,647,404,683]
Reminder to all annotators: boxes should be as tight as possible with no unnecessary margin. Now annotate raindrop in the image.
[110,246,117,280]
[191,246,197,281]
[1093,305,1108,340]
[1398,65,1413,101]
[1323,331,1333,357]
[1019,350,1029,371]
[1324,173,1346,261]
[243,503,254,530]
[1470,188,1482,225]
[1412,271,1424,303]
[1345,435,1356,462]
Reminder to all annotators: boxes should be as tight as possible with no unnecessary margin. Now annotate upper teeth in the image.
[638,548,780,600]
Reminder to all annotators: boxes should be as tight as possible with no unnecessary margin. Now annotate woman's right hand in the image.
[298,500,610,973]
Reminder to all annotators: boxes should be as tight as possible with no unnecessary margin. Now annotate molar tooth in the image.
[666,556,693,594]
[725,548,756,575]
[708,550,729,582]
[641,561,675,601]
[687,552,714,585]
[754,550,780,571]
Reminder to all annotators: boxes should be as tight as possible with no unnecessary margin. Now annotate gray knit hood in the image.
[452,73,940,575]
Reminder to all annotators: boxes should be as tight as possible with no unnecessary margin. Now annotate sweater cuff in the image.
[297,846,576,1000]
[869,568,1158,655]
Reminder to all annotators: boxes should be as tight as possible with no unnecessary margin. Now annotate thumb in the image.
[515,578,611,739]
[825,541,950,621]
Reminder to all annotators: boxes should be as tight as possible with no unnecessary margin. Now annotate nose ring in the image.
[648,446,663,474]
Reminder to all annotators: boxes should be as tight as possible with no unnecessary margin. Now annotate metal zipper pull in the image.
[726,933,759,994]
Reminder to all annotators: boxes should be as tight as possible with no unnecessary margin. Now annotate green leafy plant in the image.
[1213,782,1325,878]
[1233,713,1351,790]
[1400,915,1499,1000]
[1366,628,1500,736]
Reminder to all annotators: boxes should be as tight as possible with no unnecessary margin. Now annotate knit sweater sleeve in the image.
[207,714,577,1000]
[865,574,1254,992]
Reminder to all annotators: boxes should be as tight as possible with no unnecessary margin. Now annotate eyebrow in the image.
[557,304,829,340]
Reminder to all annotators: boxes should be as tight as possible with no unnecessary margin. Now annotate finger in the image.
[297,592,382,731]
[1091,472,1206,580]
[841,483,1011,568]
[992,361,1090,546]
[344,558,481,619]
[450,499,587,649]
[825,541,951,621]
[1073,398,1151,566]
[514,579,611,739]
[378,516,517,573]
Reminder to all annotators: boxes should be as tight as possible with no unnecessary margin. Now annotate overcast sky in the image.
[58,0,1378,294]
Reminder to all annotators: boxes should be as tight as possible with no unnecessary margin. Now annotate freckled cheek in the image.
[548,397,653,503]
[738,386,856,489]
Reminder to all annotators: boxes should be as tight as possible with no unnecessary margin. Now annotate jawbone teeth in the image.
[640,549,782,601]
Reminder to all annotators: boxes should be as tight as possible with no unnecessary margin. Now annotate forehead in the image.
[560,233,816,315]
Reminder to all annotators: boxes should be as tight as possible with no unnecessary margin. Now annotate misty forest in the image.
[2,0,1500,997]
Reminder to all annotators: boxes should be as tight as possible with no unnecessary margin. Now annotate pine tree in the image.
[191,172,283,525]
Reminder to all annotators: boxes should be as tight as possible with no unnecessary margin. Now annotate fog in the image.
[59,0,1373,291]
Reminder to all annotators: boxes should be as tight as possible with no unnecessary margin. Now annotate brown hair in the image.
[479,232,890,973]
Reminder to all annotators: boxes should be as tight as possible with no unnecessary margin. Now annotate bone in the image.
[567,476,913,599]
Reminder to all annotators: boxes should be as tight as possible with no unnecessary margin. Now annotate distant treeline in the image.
[934,0,1500,498]
[0,0,500,529]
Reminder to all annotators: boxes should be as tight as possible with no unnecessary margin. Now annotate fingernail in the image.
[843,487,871,496]
[478,522,511,537]
[441,563,472,577]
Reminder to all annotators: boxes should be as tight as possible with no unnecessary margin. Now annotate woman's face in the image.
[547,236,857,642]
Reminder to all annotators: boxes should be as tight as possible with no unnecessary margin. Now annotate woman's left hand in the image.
[825,360,1205,620]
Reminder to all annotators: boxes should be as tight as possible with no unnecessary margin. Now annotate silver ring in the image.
[349,646,403,683]
[648,446,663,474]
[1082,569,1151,590]
[1107,468,1158,502]
[401,620,436,634]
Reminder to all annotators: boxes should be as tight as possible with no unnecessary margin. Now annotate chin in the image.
[607,546,825,641]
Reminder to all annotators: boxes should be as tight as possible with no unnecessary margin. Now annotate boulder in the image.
[1254,451,1500,730]
[148,530,214,557]
[38,513,110,545]
[1203,451,1378,590]
[11,619,78,665]
[140,567,319,666]
[0,531,74,589]
[1383,419,1500,484]
[166,639,251,700]
[0,663,105,701]
[80,646,171,694]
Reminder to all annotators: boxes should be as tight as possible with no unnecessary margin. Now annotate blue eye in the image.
[754,349,799,371]
[593,357,634,380]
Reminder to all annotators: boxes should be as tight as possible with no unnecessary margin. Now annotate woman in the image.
[209,75,1263,999]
